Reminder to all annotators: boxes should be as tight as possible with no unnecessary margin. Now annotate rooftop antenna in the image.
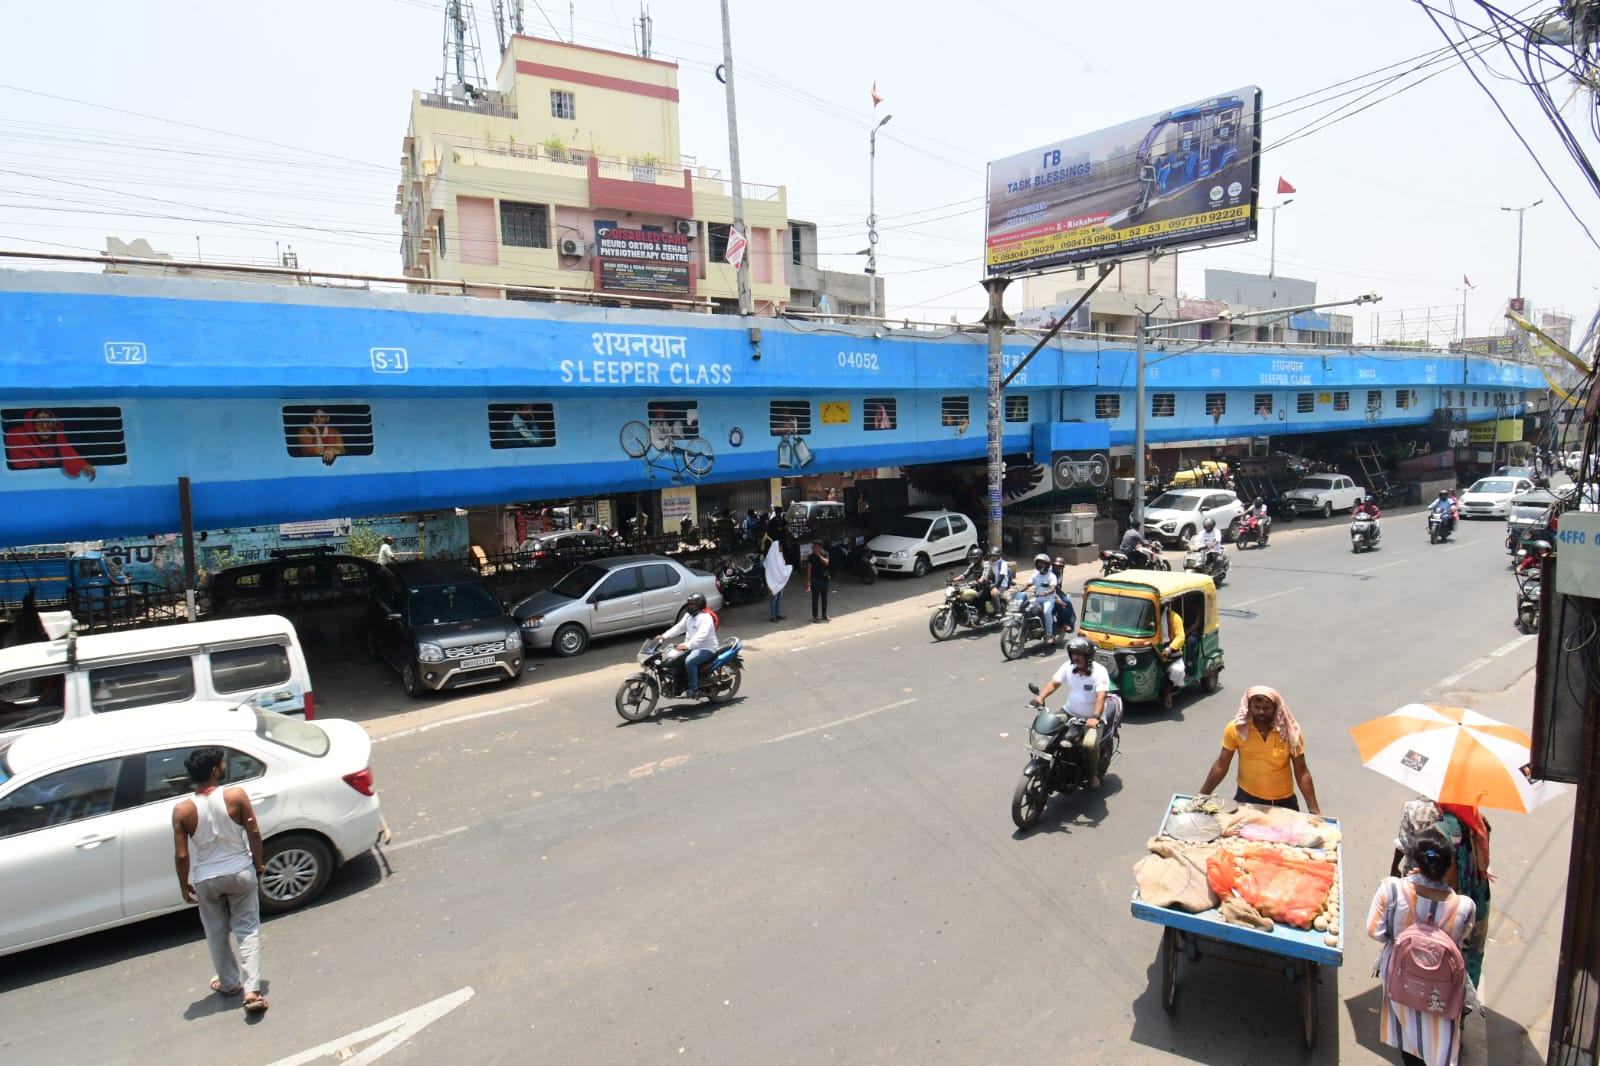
[636,2,653,58]
[492,0,507,55]
[437,0,488,102]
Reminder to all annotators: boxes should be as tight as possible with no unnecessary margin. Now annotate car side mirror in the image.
[386,611,402,622]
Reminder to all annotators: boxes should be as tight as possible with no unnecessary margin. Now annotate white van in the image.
[0,614,314,739]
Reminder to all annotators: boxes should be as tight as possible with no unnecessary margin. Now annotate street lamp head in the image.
[877,114,893,129]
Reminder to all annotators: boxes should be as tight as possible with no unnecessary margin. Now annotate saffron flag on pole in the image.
[871,81,883,107]
[725,225,747,269]
[1463,274,1474,288]
[1276,176,1296,195]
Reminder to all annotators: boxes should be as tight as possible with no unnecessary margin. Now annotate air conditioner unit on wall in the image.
[675,219,697,237]
[559,237,585,257]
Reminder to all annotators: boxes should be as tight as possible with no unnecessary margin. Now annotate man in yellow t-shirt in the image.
[1197,685,1321,813]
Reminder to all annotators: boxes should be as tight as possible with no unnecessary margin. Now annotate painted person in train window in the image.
[509,404,545,447]
[872,404,892,430]
[297,408,346,465]
[3,409,96,480]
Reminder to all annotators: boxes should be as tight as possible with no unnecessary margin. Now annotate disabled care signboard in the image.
[985,86,1262,275]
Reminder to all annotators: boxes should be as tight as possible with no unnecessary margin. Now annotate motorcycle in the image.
[1011,682,1121,830]
[1350,514,1380,553]
[614,636,745,722]
[1182,537,1229,585]
[1516,565,1542,634]
[1427,509,1456,544]
[999,594,1055,659]
[713,552,766,606]
[929,578,1002,640]
[1099,542,1170,576]
[824,534,878,584]
[1233,512,1270,549]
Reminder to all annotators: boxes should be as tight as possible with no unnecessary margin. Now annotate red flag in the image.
[1463,274,1473,288]
[1277,176,1296,195]
[871,81,883,107]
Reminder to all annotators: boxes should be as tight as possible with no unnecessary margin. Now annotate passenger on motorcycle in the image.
[1050,556,1077,634]
[984,546,1012,613]
[1013,553,1061,644]
[655,593,718,697]
[1030,636,1110,790]
[1197,518,1223,570]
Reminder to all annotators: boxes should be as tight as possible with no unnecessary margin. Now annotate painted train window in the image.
[646,401,699,447]
[1395,389,1410,410]
[1094,394,1120,419]
[488,402,557,449]
[769,400,811,436]
[283,405,374,465]
[940,396,970,433]
[1334,391,1350,412]
[1204,393,1226,417]
[1254,393,1273,416]
[3,407,126,479]
[864,398,897,431]
[1151,393,1176,418]
[1005,395,1030,423]
[1297,392,1314,414]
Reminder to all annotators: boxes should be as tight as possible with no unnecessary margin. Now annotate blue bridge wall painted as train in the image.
[0,272,1544,545]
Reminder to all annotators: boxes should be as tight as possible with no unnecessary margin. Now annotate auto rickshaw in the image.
[1077,570,1223,704]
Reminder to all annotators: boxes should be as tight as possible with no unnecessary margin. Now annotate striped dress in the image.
[1366,876,1478,1066]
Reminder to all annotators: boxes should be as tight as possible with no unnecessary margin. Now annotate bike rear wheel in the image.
[708,662,742,703]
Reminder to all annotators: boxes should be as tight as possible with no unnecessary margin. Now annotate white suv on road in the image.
[1282,473,1365,518]
[1141,489,1246,546]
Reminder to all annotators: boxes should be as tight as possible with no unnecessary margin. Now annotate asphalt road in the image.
[2,508,1571,1066]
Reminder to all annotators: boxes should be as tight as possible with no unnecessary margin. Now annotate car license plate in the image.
[457,655,495,669]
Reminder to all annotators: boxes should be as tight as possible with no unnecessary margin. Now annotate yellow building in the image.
[398,36,791,312]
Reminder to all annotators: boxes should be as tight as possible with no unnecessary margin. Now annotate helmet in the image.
[1065,636,1094,662]
[1034,553,1051,568]
[987,546,1003,559]
[1438,490,1450,499]
[967,544,983,560]
[1255,497,1265,506]
[1203,518,1216,532]
[684,592,707,613]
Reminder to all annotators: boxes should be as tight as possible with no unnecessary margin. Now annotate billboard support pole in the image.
[178,476,198,622]
[982,276,1012,552]
[1131,298,1164,528]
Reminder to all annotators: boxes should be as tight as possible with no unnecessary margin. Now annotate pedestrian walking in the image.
[807,539,831,622]
[1388,797,1492,988]
[171,746,269,1013]
[764,535,793,622]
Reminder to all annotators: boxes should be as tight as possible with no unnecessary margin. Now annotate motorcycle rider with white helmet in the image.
[1013,553,1061,645]
[1030,636,1112,790]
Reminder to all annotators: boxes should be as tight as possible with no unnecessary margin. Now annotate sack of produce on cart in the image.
[1206,845,1337,931]
[1216,805,1343,849]
[1132,836,1220,913]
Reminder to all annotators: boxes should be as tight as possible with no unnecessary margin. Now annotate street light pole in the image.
[1266,198,1293,279]
[1501,198,1543,301]
[868,114,891,318]
[1131,298,1164,528]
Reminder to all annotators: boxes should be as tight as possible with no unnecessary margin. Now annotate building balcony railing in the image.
[420,91,517,118]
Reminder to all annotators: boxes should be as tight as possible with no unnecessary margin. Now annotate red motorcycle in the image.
[1233,512,1270,549]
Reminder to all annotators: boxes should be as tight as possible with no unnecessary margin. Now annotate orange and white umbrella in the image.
[1349,703,1569,813]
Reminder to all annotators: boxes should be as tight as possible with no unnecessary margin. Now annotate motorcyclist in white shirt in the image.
[1012,553,1062,645]
[1196,517,1223,571]
[656,593,719,696]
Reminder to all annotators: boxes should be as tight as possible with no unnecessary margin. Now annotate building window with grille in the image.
[770,400,811,436]
[1254,393,1273,417]
[1395,389,1410,410]
[488,402,557,449]
[1333,391,1350,412]
[1152,393,1176,418]
[282,405,373,462]
[1443,389,1453,408]
[791,228,803,266]
[1094,394,1120,419]
[708,223,731,261]
[940,396,971,432]
[500,201,550,248]
[2,406,128,473]
[550,90,575,120]
[1471,391,1479,407]
[1297,392,1315,414]
[1366,389,1383,409]
[1204,393,1226,417]
[864,398,896,431]
[1005,395,1030,423]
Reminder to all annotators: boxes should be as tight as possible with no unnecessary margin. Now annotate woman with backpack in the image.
[1367,827,1479,1066]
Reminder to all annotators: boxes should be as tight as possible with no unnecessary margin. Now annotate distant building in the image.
[784,220,883,318]
[101,237,308,286]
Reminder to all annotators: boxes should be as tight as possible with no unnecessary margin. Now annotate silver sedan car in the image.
[512,555,723,657]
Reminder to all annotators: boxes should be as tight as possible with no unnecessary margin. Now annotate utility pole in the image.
[718,0,753,315]
[1266,199,1293,279]
[982,277,1011,551]
[1501,198,1542,300]
[1131,298,1164,527]
[867,114,891,318]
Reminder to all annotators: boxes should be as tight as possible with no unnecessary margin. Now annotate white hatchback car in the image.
[867,510,979,576]
[0,701,382,958]
[1459,476,1536,519]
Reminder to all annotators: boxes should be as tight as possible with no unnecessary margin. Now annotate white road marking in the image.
[1228,586,1304,609]
[1441,540,1480,551]
[784,624,894,652]
[1435,636,1535,689]
[1356,559,1410,574]
[384,825,469,852]
[261,986,475,1066]
[373,700,546,742]
[764,698,917,743]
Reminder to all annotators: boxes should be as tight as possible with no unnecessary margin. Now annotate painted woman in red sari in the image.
[3,409,96,480]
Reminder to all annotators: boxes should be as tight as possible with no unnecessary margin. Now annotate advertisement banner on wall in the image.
[594,226,693,296]
[985,86,1262,275]
[660,485,697,523]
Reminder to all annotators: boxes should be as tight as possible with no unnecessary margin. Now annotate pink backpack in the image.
[1385,884,1467,1016]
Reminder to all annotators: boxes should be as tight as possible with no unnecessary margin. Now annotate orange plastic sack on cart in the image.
[1206,847,1335,929]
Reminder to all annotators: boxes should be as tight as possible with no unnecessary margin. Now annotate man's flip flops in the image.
[243,994,269,1013]
[211,978,241,996]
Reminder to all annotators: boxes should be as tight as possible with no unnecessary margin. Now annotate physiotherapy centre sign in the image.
[985,86,1262,275]
[594,225,692,297]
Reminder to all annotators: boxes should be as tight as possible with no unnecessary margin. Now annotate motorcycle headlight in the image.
[1029,728,1052,752]
[945,587,957,600]
[417,643,444,663]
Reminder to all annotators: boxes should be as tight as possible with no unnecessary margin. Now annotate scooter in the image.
[1350,514,1380,553]
[930,578,1002,640]
[713,553,766,606]
[1427,509,1456,544]
[1011,682,1121,830]
[1182,537,1230,585]
[615,636,744,722]
[824,534,878,584]
[1233,512,1270,549]
[1516,566,1542,634]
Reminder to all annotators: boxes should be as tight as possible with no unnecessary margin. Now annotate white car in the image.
[1282,473,1365,518]
[1458,477,1536,519]
[0,702,382,958]
[1141,489,1245,546]
[867,510,979,576]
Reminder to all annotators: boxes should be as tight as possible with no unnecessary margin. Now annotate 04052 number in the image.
[838,351,878,370]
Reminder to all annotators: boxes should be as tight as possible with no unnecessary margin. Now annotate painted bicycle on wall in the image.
[620,420,715,483]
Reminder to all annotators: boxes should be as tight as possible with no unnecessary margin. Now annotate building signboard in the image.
[594,226,692,297]
[985,86,1262,275]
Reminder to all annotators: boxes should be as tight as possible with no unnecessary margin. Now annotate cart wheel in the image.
[1301,962,1318,1048]
[1161,928,1179,1012]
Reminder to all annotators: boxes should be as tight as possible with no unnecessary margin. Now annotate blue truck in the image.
[0,550,132,622]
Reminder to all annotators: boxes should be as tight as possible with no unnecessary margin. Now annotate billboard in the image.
[594,225,693,296]
[985,87,1262,275]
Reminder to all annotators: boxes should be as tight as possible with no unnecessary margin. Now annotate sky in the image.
[5,0,1600,346]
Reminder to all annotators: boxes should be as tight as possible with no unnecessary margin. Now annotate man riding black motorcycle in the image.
[1050,556,1076,635]
[1196,518,1223,572]
[1013,553,1062,645]
[984,546,1012,614]
[655,592,718,697]
[1030,636,1110,790]
[1119,525,1158,569]
[956,544,986,586]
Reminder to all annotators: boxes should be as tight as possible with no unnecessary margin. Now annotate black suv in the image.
[368,561,524,698]
[209,548,381,617]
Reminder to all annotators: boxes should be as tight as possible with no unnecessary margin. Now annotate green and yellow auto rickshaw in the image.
[1078,570,1223,704]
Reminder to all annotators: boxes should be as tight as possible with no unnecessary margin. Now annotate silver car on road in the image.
[512,555,724,657]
